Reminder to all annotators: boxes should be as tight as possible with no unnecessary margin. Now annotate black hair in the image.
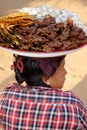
[14,55,65,87]
[14,55,47,87]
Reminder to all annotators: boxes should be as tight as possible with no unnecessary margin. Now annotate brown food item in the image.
[0,14,87,52]
[0,12,34,48]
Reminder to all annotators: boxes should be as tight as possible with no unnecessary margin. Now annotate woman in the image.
[0,55,87,130]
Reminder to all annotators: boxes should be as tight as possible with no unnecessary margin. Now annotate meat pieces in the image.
[1,15,87,52]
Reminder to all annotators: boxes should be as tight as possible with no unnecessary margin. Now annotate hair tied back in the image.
[11,57,24,73]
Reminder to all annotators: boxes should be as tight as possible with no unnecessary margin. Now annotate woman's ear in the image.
[42,75,50,86]
[42,75,51,86]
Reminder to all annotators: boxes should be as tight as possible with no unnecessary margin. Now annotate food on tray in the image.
[0,12,34,48]
[0,10,87,52]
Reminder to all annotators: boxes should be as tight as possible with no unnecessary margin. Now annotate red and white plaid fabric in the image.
[0,83,87,130]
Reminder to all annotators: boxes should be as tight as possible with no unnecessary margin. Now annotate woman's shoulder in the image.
[0,84,86,110]
[1,83,27,91]
[52,88,86,109]
[62,90,87,110]
[0,83,29,102]
[0,83,28,96]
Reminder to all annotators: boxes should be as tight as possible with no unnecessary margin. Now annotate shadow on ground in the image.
[71,75,87,108]
[0,74,15,90]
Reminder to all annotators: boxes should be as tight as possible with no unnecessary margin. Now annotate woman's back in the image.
[0,83,87,130]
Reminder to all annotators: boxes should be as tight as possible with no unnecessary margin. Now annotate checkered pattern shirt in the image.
[0,83,87,130]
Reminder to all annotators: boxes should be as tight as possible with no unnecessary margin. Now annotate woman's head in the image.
[12,55,66,88]
[44,58,67,89]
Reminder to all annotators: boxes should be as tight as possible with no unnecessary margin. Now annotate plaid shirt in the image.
[0,83,87,130]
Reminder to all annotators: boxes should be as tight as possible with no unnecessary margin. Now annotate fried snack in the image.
[0,12,33,23]
[0,13,87,52]
[0,12,34,47]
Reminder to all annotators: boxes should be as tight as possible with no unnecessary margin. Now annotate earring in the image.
[46,82,50,85]
[42,76,49,85]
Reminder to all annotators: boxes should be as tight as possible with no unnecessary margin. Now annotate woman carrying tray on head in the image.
[0,54,87,130]
[0,6,87,130]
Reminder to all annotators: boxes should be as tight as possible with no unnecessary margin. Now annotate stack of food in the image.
[0,6,87,53]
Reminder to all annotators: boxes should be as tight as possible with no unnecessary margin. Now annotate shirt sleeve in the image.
[0,84,15,126]
[69,91,87,129]
[78,102,87,129]
[0,90,3,126]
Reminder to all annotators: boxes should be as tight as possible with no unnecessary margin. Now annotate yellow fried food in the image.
[0,12,34,28]
[0,12,34,47]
